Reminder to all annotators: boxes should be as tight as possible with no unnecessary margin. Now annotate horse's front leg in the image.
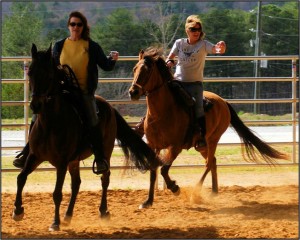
[139,168,157,209]
[13,154,37,221]
[161,165,180,195]
[99,170,111,219]
[49,165,68,231]
[64,161,81,225]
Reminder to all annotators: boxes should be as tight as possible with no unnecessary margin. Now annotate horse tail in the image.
[227,102,289,165]
[114,109,161,171]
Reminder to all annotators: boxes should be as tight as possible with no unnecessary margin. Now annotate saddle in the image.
[168,80,213,149]
[168,80,213,113]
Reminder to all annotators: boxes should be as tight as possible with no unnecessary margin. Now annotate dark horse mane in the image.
[29,45,81,100]
[142,47,196,110]
[143,47,174,83]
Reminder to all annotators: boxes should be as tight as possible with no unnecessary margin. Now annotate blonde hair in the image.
[185,15,205,40]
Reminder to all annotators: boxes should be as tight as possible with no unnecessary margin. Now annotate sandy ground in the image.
[1,167,299,239]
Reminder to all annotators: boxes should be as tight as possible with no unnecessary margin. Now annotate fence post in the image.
[291,59,298,164]
[23,61,30,142]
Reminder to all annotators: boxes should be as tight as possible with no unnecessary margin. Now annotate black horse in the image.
[12,44,160,231]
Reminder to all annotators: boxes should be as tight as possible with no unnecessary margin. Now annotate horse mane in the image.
[29,46,83,116]
[143,47,174,82]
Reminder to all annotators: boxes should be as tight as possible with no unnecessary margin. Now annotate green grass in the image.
[1,112,296,130]
[2,145,298,188]
[2,113,297,191]
[237,112,294,121]
[2,144,296,170]
[2,156,297,193]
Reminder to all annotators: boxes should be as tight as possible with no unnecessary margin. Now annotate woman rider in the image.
[13,11,119,175]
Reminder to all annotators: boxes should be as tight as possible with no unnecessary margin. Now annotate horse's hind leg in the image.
[140,168,157,209]
[49,165,68,231]
[161,165,180,195]
[13,154,37,221]
[198,144,218,194]
[160,149,180,195]
[210,156,218,194]
[99,170,111,219]
[64,161,81,225]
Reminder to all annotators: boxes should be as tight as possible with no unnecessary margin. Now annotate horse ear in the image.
[139,49,144,60]
[31,43,38,58]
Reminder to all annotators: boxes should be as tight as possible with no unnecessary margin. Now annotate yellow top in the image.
[60,38,89,93]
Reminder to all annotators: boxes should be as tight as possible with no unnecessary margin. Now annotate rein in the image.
[31,64,80,101]
[31,92,54,102]
[145,81,167,96]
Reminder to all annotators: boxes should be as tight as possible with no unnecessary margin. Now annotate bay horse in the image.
[128,47,288,208]
[12,44,160,231]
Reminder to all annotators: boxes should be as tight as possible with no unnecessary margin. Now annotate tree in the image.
[91,8,150,105]
[2,2,44,119]
[35,2,68,46]
[141,2,186,54]
[2,2,43,56]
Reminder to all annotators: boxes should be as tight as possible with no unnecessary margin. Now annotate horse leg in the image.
[139,168,157,209]
[49,165,68,231]
[13,154,37,221]
[160,149,180,195]
[210,155,218,194]
[99,170,111,219]
[63,161,81,225]
[161,165,180,195]
[198,144,218,194]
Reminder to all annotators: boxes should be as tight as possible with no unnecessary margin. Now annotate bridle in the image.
[29,65,61,104]
[31,92,53,102]
[30,64,77,103]
[131,58,167,96]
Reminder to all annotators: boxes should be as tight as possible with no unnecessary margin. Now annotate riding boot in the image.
[89,125,109,175]
[134,116,145,137]
[195,116,207,148]
[13,119,35,169]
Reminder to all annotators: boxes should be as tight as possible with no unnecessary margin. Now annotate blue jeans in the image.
[181,81,204,118]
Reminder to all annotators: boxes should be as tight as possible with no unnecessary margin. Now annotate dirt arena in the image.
[1,167,298,239]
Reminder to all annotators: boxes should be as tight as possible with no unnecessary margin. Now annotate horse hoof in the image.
[12,208,24,221]
[171,185,180,196]
[210,191,218,197]
[49,223,60,231]
[63,215,72,225]
[100,211,110,220]
[139,202,152,209]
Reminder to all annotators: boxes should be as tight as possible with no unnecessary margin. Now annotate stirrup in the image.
[195,139,207,149]
[194,132,207,150]
[92,159,109,175]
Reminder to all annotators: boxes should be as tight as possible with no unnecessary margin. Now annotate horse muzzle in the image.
[128,86,141,101]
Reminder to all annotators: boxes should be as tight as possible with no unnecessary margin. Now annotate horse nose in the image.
[129,88,140,100]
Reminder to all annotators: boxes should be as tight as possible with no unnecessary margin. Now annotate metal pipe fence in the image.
[1,55,299,172]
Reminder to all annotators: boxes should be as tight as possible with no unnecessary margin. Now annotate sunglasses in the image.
[69,22,83,27]
[189,27,201,32]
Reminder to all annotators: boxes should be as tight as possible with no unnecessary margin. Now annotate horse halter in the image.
[29,66,61,114]
[131,58,166,97]
[30,72,56,103]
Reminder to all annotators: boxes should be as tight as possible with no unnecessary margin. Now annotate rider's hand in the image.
[166,59,175,68]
